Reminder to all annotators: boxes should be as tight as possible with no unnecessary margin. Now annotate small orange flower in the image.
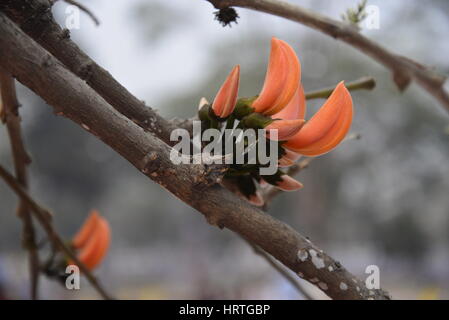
[284,81,353,156]
[71,210,111,270]
[252,38,300,116]
[211,65,240,119]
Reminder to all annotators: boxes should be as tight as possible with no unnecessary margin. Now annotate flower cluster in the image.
[42,210,110,283]
[198,38,353,206]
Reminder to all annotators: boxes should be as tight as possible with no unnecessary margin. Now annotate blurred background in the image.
[0,0,448,299]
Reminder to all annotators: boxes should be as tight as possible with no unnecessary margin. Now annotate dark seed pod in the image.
[214,7,239,27]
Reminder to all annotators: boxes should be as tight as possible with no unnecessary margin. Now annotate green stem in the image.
[305,76,375,100]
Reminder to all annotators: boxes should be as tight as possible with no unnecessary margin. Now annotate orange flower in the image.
[211,65,240,119]
[71,210,111,270]
[252,38,300,116]
[284,81,353,156]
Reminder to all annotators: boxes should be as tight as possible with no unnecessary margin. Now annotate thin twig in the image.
[0,71,40,300]
[0,165,114,300]
[61,0,99,26]
[241,236,314,300]
[305,77,375,100]
[207,0,449,115]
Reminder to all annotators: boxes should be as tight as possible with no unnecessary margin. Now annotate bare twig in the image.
[305,77,375,100]
[0,71,40,299]
[61,0,100,26]
[0,14,390,299]
[0,165,114,300]
[241,236,314,300]
[207,0,449,114]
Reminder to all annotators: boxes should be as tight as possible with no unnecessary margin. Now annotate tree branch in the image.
[0,71,40,299]
[207,0,449,114]
[0,164,113,300]
[0,13,390,299]
[0,0,179,145]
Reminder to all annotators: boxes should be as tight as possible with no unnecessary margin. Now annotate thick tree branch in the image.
[0,13,390,299]
[207,0,449,114]
[0,165,113,300]
[0,71,40,299]
[0,0,178,145]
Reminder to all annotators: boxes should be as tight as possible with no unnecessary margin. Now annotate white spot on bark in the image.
[309,277,319,283]
[81,123,90,131]
[309,249,325,269]
[340,282,348,291]
[297,249,308,262]
[328,266,334,272]
[318,282,328,291]
[356,286,360,292]
[297,272,304,278]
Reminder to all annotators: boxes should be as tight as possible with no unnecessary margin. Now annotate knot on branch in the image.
[78,62,94,83]
[193,163,228,190]
[141,152,162,178]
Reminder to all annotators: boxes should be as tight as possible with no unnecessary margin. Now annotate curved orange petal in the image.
[76,217,111,270]
[272,84,306,120]
[212,65,240,118]
[252,38,300,115]
[72,210,100,249]
[284,82,353,156]
[278,149,301,167]
[263,40,301,116]
[248,191,264,207]
[274,175,303,191]
[265,119,305,141]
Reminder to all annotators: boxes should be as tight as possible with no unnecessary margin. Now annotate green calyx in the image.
[233,97,257,119]
[240,112,273,129]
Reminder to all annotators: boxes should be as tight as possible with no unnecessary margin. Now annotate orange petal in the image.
[248,191,265,207]
[265,119,305,141]
[252,38,300,115]
[284,82,353,156]
[278,149,301,167]
[272,84,306,120]
[275,175,303,191]
[72,210,100,249]
[212,65,240,118]
[76,217,111,270]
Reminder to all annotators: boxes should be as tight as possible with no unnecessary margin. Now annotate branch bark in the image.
[0,71,40,299]
[0,13,390,299]
[207,0,449,114]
